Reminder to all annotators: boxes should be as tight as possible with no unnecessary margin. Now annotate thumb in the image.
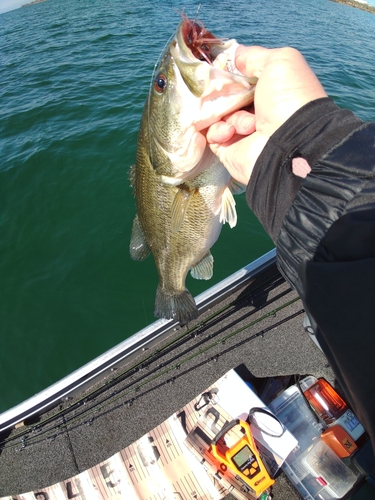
[235,45,272,78]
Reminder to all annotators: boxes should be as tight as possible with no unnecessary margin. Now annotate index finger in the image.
[206,120,235,144]
[224,109,256,135]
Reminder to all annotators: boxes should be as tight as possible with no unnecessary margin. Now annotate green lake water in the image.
[1,0,375,412]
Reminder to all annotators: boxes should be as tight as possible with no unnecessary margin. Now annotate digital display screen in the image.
[232,445,254,470]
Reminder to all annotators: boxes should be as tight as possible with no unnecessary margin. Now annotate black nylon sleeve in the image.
[299,210,375,459]
[245,97,375,455]
[246,98,364,244]
[277,122,375,294]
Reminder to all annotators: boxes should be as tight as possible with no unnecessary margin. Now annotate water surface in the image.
[1,0,375,411]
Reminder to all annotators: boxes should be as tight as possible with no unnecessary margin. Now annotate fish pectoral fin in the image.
[160,175,184,187]
[190,252,214,280]
[129,214,151,261]
[220,186,237,228]
[171,188,194,233]
[229,177,246,195]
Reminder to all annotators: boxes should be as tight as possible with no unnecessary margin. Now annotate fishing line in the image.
[193,4,202,24]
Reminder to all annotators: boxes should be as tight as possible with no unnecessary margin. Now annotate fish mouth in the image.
[171,17,257,130]
[179,17,226,65]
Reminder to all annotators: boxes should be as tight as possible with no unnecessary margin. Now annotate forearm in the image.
[246,99,375,450]
[246,98,365,242]
[246,97,375,291]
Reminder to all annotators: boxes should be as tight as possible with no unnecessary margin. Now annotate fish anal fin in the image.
[220,186,237,228]
[190,252,214,280]
[171,187,194,233]
[129,214,151,261]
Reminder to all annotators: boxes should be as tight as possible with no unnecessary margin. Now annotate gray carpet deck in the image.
[0,263,367,499]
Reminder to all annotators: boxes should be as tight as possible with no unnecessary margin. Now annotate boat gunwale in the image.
[0,249,276,433]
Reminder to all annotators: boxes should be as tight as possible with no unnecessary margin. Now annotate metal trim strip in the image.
[0,249,276,432]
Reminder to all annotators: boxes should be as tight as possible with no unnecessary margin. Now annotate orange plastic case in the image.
[210,418,274,497]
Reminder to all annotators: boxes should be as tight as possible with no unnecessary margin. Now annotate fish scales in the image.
[130,16,256,323]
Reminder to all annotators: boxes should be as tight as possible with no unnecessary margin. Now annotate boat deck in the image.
[0,257,351,499]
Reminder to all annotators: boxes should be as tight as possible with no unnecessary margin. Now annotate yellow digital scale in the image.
[210,418,275,497]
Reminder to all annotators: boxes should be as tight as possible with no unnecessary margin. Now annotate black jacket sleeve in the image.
[246,97,375,459]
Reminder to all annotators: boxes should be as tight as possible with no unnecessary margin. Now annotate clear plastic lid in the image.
[303,378,348,425]
[298,375,318,393]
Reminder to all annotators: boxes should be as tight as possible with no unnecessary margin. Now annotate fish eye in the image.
[154,74,167,93]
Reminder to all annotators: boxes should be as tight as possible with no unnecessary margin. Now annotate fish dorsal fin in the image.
[129,214,151,261]
[128,164,136,188]
[190,252,214,280]
[220,186,237,228]
[171,187,194,233]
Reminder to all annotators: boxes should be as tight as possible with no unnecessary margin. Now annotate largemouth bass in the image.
[130,16,256,323]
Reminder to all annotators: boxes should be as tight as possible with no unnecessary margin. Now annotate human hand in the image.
[206,46,327,185]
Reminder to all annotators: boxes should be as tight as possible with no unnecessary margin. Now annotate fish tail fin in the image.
[154,285,198,324]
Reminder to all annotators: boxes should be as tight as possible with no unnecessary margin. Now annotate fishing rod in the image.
[7,304,303,452]
[0,272,291,449]
[1,295,302,451]
[1,271,286,447]
[1,270,283,437]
